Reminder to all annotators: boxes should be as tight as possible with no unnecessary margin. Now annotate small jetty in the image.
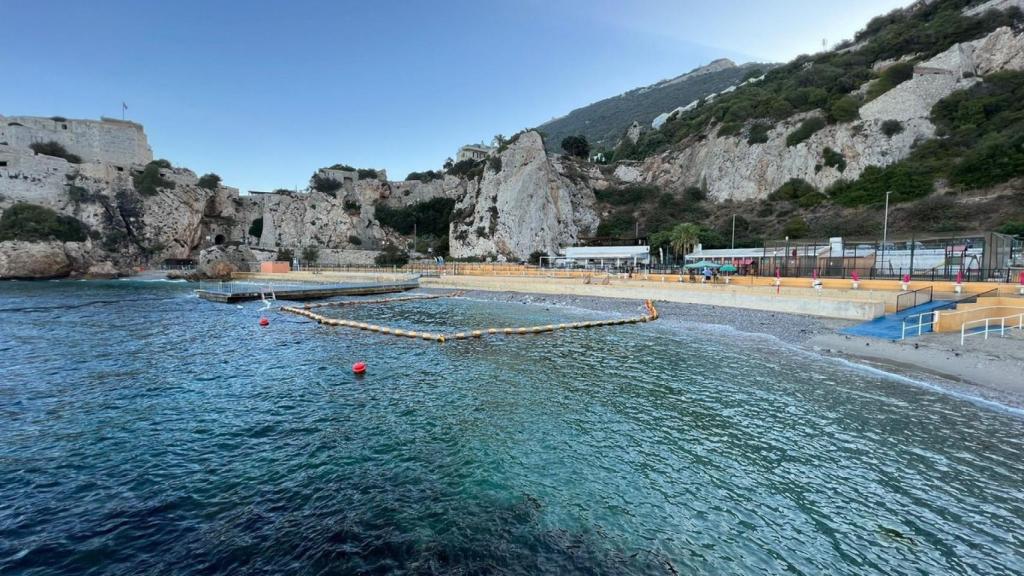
[196,277,419,303]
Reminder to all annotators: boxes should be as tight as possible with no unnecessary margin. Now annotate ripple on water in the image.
[0,281,1022,575]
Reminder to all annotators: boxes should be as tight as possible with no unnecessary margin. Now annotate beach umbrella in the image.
[718,264,738,273]
[684,260,722,269]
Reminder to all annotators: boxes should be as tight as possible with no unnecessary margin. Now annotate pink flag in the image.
[956,270,963,284]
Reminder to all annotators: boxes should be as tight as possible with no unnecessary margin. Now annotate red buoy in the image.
[352,361,367,375]
[259,317,270,327]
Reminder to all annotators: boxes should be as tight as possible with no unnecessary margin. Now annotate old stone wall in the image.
[0,116,152,167]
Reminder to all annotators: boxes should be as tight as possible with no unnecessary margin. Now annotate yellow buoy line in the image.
[280,299,659,343]
[300,291,465,310]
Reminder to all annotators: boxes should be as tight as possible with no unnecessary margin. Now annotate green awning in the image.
[684,260,721,269]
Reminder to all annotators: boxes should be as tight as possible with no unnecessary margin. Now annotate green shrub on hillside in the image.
[276,248,294,262]
[785,116,826,147]
[829,95,861,122]
[747,122,770,144]
[375,243,409,267]
[560,135,590,158]
[29,141,81,164]
[311,173,342,195]
[357,168,379,179]
[997,221,1024,236]
[447,158,485,179]
[197,173,221,190]
[881,119,904,136]
[406,170,442,182]
[683,186,707,203]
[827,163,934,206]
[822,147,847,172]
[594,185,658,206]
[716,122,743,137]
[348,234,363,245]
[374,197,455,237]
[0,203,88,242]
[783,216,810,238]
[866,61,915,100]
[329,164,355,171]
[769,178,819,203]
[248,217,263,239]
[301,245,320,264]
[133,161,176,196]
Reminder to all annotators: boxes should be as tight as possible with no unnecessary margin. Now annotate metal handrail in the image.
[900,311,937,340]
[961,312,1024,345]
[896,286,933,312]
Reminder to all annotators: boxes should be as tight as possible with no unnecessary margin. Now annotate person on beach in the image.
[702,267,712,283]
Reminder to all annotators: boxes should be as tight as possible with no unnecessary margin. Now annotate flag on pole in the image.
[122,102,128,120]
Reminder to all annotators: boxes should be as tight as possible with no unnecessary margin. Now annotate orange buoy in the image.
[352,361,366,375]
[259,317,269,327]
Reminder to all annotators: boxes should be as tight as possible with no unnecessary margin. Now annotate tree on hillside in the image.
[560,135,591,159]
[669,223,701,258]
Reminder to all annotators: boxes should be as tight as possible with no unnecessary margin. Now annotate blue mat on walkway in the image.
[842,300,955,339]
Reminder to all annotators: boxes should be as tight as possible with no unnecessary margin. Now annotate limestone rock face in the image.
[197,244,274,277]
[0,241,73,279]
[448,132,598,260]
[84,261,119,279]
[640,26,1024,201]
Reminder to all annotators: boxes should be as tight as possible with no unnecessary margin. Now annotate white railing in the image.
[961,313,1024,345]
[901,311,937,340]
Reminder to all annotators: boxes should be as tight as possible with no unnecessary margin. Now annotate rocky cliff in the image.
[448,131,599,260]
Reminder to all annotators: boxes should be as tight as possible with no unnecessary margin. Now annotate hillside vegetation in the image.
[537,60,770,154]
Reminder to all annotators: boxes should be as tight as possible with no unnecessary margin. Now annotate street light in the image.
[881,190,892,277]
[731,214,736,249]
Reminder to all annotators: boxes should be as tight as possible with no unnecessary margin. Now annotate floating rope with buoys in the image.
[300,291,465,310]
[279,298,658,343]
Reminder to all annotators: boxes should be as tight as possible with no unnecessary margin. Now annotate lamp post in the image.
[731,214,736,250]
[881,190,891,277]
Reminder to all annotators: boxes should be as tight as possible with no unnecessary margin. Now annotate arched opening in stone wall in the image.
[214,234,226,245]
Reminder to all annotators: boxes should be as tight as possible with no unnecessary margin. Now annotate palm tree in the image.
[669,223,701,259]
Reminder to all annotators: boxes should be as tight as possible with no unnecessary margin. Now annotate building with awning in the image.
[684,245,832,275]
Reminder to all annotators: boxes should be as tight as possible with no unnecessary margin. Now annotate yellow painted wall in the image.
[934,297,1024,332]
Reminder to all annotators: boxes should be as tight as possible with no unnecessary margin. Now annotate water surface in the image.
[1,281,1022,575]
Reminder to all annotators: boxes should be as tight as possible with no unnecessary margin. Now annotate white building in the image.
[559,245,651,268]
[456,144,494,162]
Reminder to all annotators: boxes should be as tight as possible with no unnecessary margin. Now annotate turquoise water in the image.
[1,280,1023,575]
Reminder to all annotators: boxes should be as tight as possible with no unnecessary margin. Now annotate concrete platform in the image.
[195,279,418,303]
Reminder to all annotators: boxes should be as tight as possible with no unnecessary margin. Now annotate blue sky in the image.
[1,0,908,193]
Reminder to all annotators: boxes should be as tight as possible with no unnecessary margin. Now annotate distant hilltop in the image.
[537,58,774,153]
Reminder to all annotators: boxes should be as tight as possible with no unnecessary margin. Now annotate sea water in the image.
[1,280,1022,575]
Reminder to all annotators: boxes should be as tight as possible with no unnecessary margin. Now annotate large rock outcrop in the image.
[0,241,73,279]
[448,132,599,260]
